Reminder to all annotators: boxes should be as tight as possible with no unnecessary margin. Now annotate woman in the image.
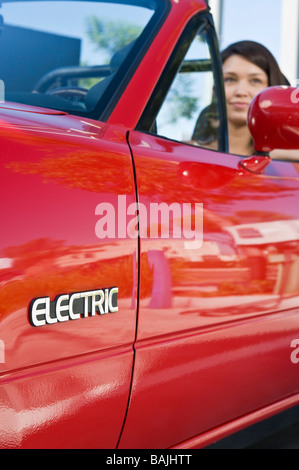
[221,40,288,156]
[193,40,288,156]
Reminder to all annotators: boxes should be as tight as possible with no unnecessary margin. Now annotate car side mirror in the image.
[248,86,299,153]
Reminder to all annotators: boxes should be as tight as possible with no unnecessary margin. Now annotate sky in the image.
[2,0,283,65]
[216,0,282,63]
[1,1,153,65]
[1,0,289,81]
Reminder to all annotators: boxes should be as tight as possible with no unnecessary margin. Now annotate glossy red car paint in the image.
[0,106,138,448]
[1,0,299,450]
[248,86,299,152]
[117,132,299,448]
[109,0,207,128]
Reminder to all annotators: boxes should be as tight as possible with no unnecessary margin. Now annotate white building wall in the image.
[207,0,223,42]
[208,0,299,86]
[280,0,299,86]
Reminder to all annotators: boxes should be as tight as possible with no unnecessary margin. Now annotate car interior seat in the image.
[85,41,136,110]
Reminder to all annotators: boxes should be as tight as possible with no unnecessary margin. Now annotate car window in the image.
[137,15,227,152]
[0,0,160,118]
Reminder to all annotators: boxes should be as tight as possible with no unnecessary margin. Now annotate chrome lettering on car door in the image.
[29,287,119,327]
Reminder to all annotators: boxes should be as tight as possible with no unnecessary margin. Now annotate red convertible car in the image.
[1,0,299,450]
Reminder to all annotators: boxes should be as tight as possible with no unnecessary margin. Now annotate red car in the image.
[1,0,299,450]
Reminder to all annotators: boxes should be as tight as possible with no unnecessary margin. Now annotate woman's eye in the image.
[224,77,235,83]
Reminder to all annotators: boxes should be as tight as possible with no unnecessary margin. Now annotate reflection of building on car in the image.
[226,220,299,294]
[2,0,299,450]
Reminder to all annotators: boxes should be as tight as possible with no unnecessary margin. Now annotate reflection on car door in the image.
[118,132,299,449]
[0,120,138,448]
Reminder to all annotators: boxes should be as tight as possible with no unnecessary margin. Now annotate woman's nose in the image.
[234,80,249,96]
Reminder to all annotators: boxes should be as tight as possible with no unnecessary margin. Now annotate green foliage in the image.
[86,16,142,60]
[85,17,199,126]
[162,74,199,125]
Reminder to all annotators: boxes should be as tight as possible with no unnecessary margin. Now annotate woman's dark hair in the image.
[221,40,289,86]
[192,40,289,143]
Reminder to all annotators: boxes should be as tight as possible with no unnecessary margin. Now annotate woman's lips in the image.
[231,102,250,109]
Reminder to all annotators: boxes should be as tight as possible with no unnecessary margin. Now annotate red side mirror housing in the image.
[248,86,299,153]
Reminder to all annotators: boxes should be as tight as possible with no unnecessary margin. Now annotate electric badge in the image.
[29,287,118,327]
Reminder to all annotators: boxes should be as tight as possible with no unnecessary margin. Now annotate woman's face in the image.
[223,54,269,126]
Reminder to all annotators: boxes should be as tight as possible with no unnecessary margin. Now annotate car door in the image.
[118,14,299,449]
[0,114,138,449]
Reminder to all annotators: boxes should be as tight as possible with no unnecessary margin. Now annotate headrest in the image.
[85,40,136,110]
[110,40,136,71]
